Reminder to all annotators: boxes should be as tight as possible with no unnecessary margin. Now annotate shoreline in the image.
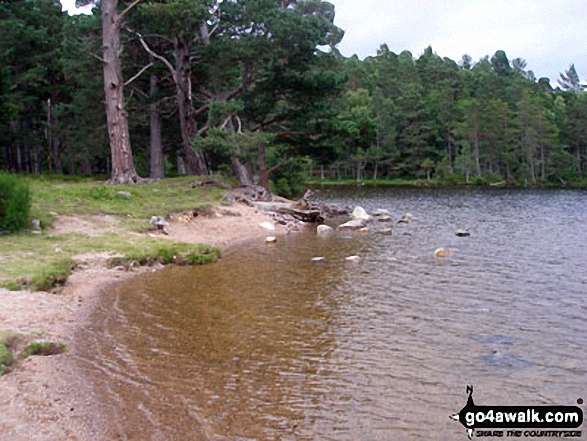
[0,202,291,440]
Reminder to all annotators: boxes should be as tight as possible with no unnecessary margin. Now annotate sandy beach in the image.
[0,203,288,440]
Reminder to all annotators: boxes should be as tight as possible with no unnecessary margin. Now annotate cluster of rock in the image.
[335,206,396,235]
[315,205,471,259]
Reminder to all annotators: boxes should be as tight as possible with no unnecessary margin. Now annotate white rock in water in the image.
[345,255,361,263]
[379,228,392,236]
[351,206,371,221]
[378,216,392,223]
[455,229,470,237]
[311,257,326,263]
[372,209,391,217]
[398,213,413,224]
[259,222,275,231]
[359,227,370,233]
[317,225,335,235]
[266,236,277,244]
[339,220,366,230]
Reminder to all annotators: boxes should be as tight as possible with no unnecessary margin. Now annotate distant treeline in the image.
[1,1,586,193]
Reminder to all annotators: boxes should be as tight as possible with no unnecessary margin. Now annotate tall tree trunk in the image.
[576,144,582,179]
[540,141,545,180]
[473,122,481,178]
[149,70,164,179]
[173,37,208,176]
[102,0,142,184]
[52,129,62,174]
[258,142,269,191]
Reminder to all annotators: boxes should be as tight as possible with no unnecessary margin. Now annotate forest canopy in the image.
[1,0,586,191]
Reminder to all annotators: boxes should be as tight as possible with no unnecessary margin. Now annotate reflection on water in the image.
[77,187,587,440]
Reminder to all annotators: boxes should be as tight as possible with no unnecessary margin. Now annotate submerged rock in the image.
[434,247,450,258]
[317,225,335,235]
[339,220,366,230]
[372,208,391,217]
[259,221,275,231]
[378,216,392,223]
[455,229,470,237]
[359,227,370,233]
[379,228,392,236]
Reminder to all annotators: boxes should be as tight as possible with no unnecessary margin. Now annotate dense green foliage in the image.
[331,46,586,185]
[1,1,586,189]
[0,173,31,231]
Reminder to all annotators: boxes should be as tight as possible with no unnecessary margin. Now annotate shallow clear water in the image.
[77,187,587,440]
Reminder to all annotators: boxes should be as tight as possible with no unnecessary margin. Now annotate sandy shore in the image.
[0,203,288,440]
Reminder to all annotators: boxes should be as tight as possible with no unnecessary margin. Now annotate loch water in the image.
[76,187,587,440]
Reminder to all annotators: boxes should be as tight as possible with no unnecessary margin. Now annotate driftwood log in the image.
[199,183,348,223]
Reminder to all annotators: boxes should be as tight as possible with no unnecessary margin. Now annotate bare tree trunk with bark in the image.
[173,36,208,176]
[149,70,164,179]
[102,0,143,184]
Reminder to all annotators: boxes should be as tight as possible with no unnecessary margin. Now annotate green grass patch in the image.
[0,176,228,291]
[23,341,67,358]
[25,175,223,229]
[0,331,16,375]
[108,243,221,268]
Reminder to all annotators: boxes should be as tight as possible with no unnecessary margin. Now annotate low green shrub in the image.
[0,173,31,232]
[23,341,67,358]
[0,342,13,375]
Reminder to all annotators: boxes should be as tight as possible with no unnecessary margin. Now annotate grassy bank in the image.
[0,176,225,291]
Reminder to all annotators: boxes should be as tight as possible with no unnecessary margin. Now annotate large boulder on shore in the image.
[351,206,371,222]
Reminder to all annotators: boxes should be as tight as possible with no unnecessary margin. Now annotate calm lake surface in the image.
[77,187,587,440]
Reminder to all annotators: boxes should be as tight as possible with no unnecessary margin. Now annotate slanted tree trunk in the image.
[149,70,164,179]
[102,0,142,184]
[233,158,253,186]
[173,36,208,176]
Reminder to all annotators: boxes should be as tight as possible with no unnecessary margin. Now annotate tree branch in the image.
[143,34,174,44]
[90,52,107,64]
[117,0,144,27]
[124,62,153,86]
[235,115,242,134]
[268,155,288,174]
[127,28,176,78]
[219,112,237,130]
